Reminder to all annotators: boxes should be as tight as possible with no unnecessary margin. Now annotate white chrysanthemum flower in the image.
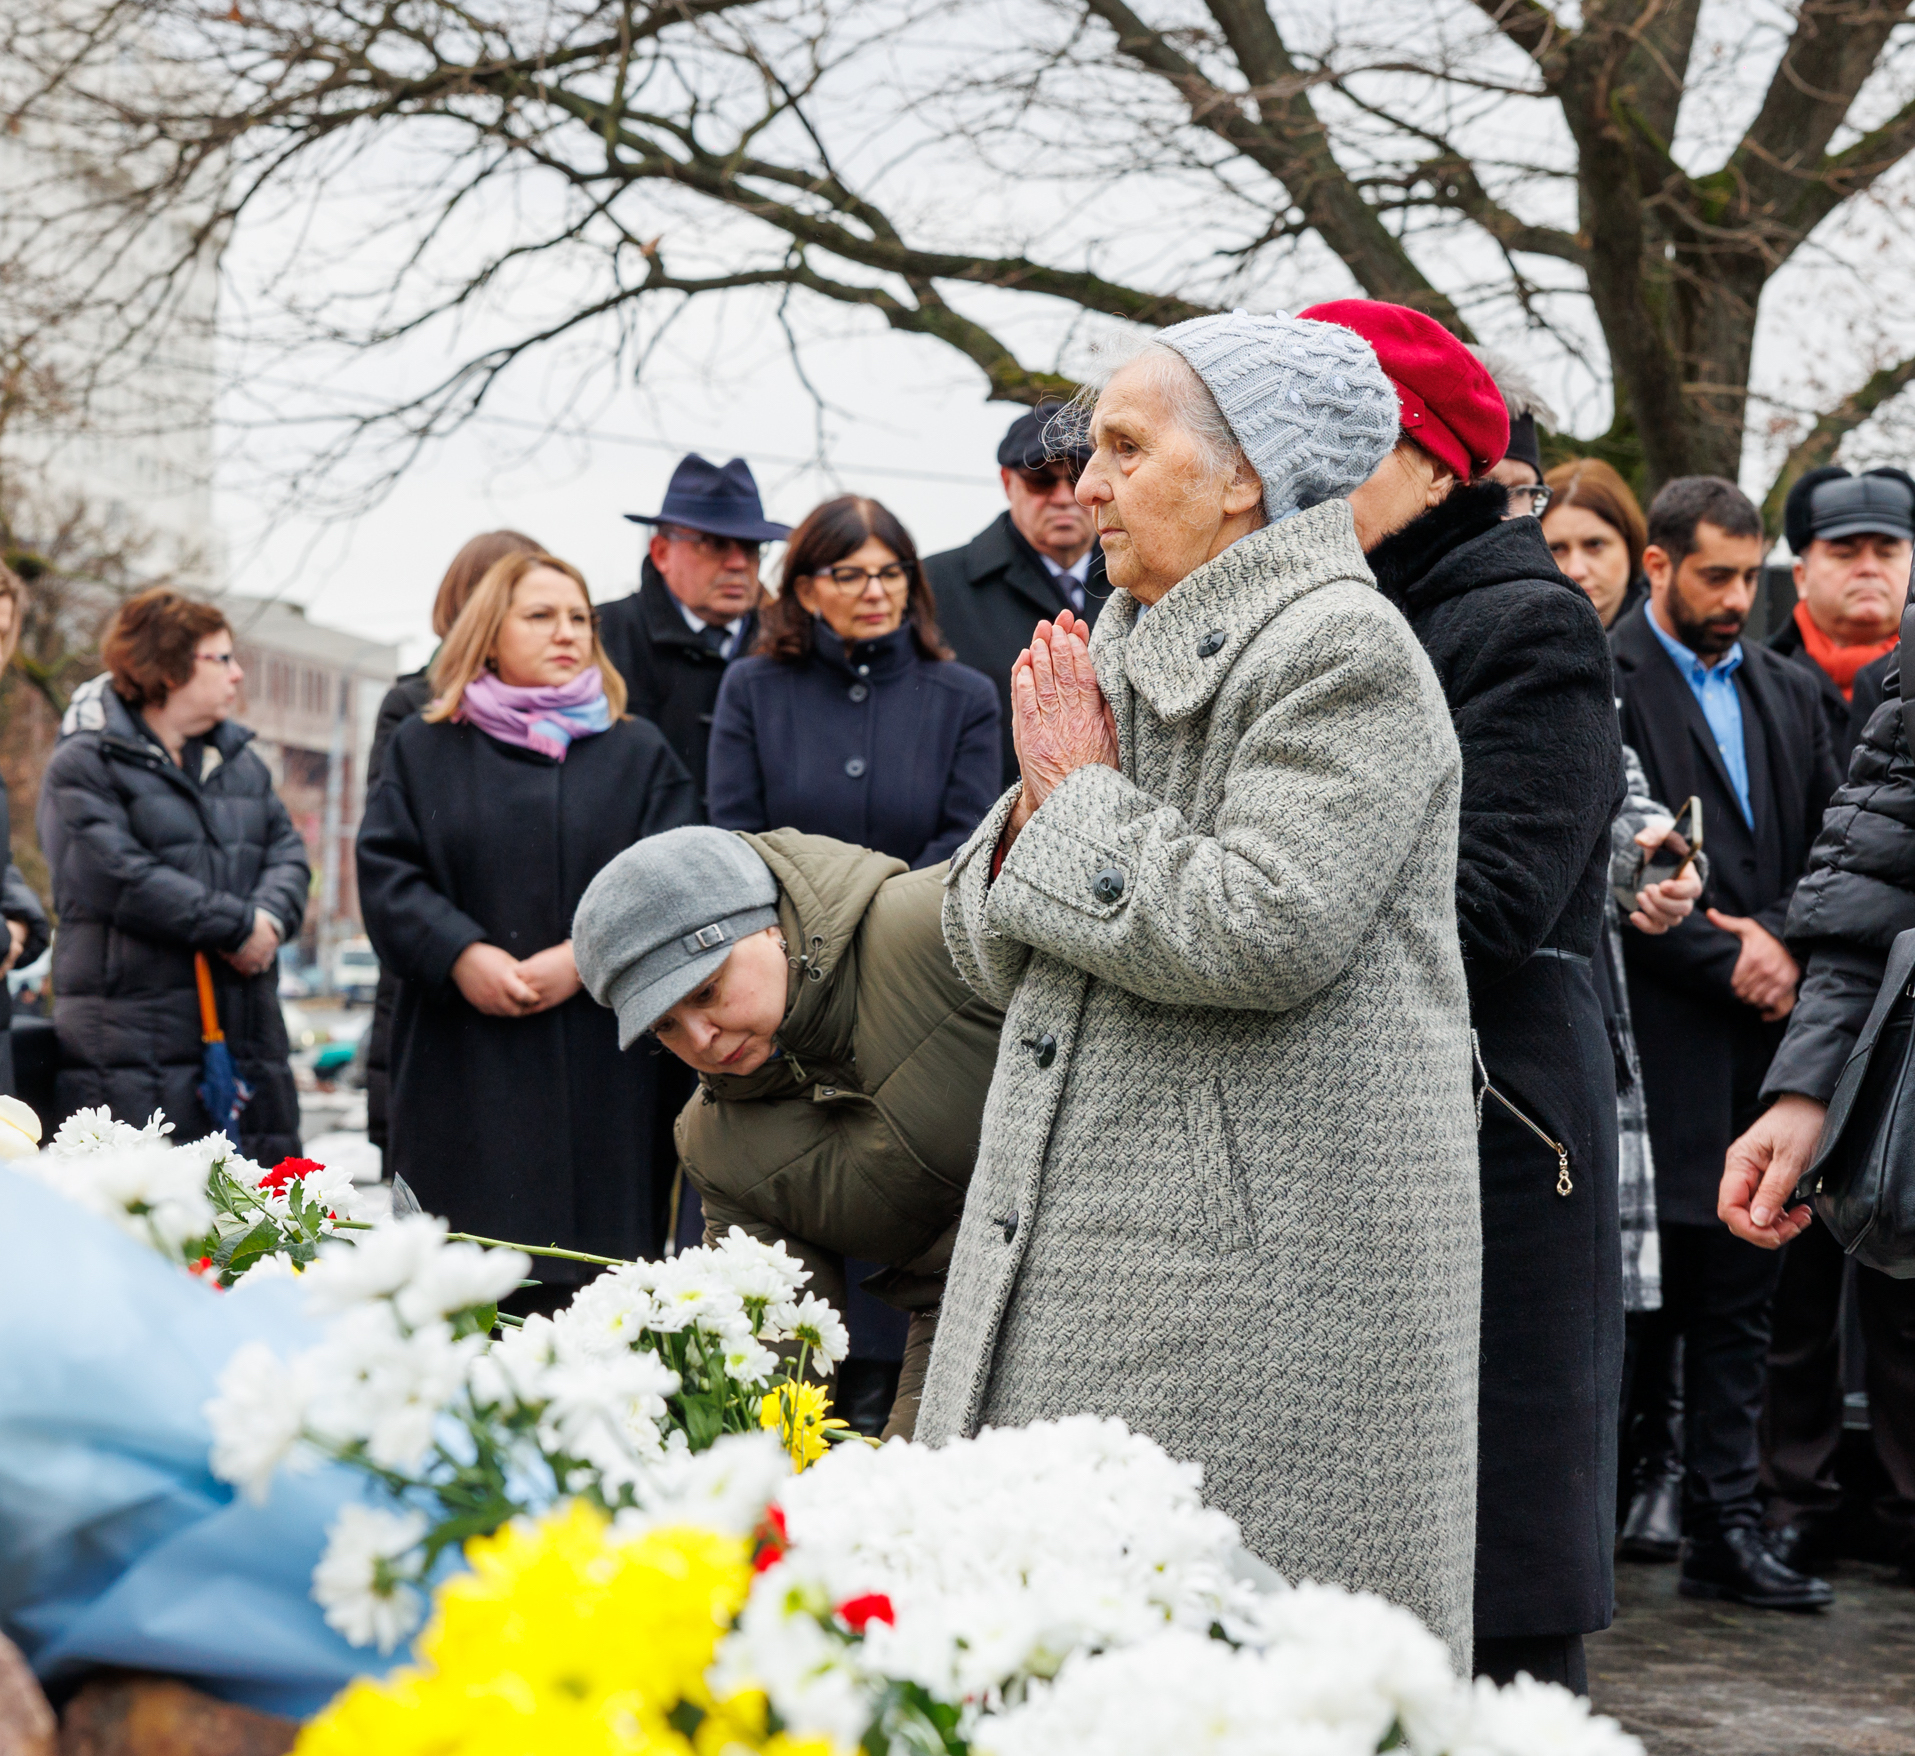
[786,1293,850,1367]
[311,1503,429,1653]
[715,1575,871,1750]
[1453,1674,1644,1756]
[617,1428,789,1538]
[230,1250,301,1287]
[301,1215,451,1316]
[746,1415,1252,1712]
[1246,1580,1466,1754]
[645,1256,749,1335]
[536,1346,678,1488]
[47,1106,171,1155]
[27,1133,216,1254]
[709,1227,810,1305]
[394,1239,528,1328]
[205,1341,314,1502]
[305,1304,481,1472]
[557,1264,662,1354]
[0,1093,41,1158]
[974,1632,1381,1756]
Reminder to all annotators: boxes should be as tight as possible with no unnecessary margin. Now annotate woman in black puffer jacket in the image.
[37,591,310,1160]
[1724,668,1915,1577]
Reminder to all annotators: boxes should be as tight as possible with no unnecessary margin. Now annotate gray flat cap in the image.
[573,827,779,1048]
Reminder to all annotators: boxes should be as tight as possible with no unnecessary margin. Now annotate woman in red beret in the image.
[1301,300,1625,1695]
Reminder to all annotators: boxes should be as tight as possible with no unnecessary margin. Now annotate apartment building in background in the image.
[227,596,398,969]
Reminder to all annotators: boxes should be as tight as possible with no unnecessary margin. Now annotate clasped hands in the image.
[1001,610,1120,852]
[453,939,582,1018]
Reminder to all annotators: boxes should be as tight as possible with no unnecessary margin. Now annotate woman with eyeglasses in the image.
[358,551,697,1302]
[37,588,309,1160]
[707,496,1001,871]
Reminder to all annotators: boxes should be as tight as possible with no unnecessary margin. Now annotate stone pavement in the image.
[1589,1557,1915,1754]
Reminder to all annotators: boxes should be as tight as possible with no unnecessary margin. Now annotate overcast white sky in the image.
[196,0,1915,669]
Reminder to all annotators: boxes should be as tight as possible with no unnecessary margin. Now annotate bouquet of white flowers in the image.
[17,1106,368,1285]
[296,1428,1645,1756]
[205,1216,851,1653]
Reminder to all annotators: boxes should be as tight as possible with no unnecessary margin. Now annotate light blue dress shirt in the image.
[1647,605,1754,828]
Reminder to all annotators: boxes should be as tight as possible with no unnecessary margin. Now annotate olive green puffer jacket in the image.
[674,830,1003,1435]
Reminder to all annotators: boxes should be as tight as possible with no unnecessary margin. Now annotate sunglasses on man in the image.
[1012,462,1083,493]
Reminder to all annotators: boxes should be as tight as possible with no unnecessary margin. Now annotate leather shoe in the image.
[1764,1517,1837,1578]
[1618,1463,1682,1562]
[1679,1527,1834,1610]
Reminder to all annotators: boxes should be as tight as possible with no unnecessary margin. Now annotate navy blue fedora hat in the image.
[624,453,792,542]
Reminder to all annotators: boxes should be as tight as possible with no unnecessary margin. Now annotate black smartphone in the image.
[1639,796,1702,889]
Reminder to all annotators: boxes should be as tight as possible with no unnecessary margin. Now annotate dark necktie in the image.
[699,624,730,657]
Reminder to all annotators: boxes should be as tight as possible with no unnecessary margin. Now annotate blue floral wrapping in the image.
[0,1166,397,1718]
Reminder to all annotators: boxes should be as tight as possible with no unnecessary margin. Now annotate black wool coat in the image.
[357,712,698,1273]
[1371,483,1625,1643]
[0,769,51,1098]
[707,623,1001,870]
[924,513,1106,790]
[596,562,757,816]
[362,669,434,1152]
[1764,670,1915,1105]
[1610,605,1842,1223]
[37,681,310,1160]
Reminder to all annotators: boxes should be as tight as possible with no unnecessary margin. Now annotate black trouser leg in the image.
[1857,1264,1915,1556]
[1473,1633,1588,1697]
[1760,1220,1847,1526]
[1662,1222,1785,1538]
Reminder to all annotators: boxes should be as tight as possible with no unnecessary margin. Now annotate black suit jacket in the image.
[596,561,757,818]
[1610,605,1843,1221]
[1769,613,1864,771]
[924,513,1106,789]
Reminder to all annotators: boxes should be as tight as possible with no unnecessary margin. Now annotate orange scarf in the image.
[1793,600,1897,701]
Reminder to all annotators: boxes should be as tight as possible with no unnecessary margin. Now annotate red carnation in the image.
[260,1156,324,1192]
[752,1505,789,1574]
[837,1593,896,1633]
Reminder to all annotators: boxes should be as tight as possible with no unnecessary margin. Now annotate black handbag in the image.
[1794,926,1915,1276]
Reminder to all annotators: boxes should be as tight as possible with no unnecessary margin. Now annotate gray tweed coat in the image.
[918,501,1483,1668]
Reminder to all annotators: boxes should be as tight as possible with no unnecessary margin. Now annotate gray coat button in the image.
[1092,866,1126,903]
[845,757,867,778]
[1030,1033,1056,1069]
[1198,629,1227,658]
[849,682,870,702]
[1000,1213,1018,1243]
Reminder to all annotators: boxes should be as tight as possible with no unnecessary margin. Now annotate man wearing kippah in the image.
[1772,466,1915,765]
[924,406,1106,790]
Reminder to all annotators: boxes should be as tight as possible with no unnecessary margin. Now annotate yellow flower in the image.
[758,1381,851,1474]
[296,1501,840,1755]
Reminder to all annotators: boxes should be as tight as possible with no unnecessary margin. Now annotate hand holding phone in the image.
[1638,796,1702,889]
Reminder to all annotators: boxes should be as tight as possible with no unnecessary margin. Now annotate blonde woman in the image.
[0,561,49,1097]
[357,550,696,1303]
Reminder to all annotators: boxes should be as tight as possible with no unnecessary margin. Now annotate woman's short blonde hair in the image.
[0,560,24,670]
[425,551,627,723]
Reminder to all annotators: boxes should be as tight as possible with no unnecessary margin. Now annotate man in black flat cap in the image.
[1772,466,1915,768]
[924,404,1105,789]
[600,454,792,816]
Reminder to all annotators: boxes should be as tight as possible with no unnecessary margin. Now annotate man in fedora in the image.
[924,404,1105,790]
[600,453,791,815]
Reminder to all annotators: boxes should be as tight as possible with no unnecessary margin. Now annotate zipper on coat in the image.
[1471,1029,1573,1197]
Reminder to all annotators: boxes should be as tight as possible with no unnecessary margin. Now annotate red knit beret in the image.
[1296,300,1509,482]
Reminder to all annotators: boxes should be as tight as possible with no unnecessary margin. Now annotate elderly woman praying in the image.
[916,315,1484,1669]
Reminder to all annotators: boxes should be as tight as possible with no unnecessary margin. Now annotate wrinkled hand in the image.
[0,919,27,976]
[453,941,543,1018]
[1720,1094,1823,1247]
[222,909,281,978]
[516,941,582,1014]
[1628,823,1702,935]
[1708,909,1799,1021]
[1003,610,1119,850]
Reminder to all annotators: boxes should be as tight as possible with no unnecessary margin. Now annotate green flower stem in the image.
[445,1232,628,1267]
